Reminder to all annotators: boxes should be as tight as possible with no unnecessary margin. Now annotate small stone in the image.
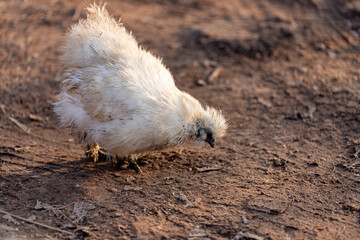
[203,59,217,68]
[64,223,76,229]
[126,176,135,183]
[28,114,44,121]
[257,97,272,108]
[28,215,36,221]
[110,212,121,218]
[289,66,308,74]
[247,178,254,183]
[196,79,207,86]
[242,216,250,224]
[284,115,298,120]
[179,192,192,207]
[315,43,326,51]
[34,200,52,210]
[327,50,337,58]
[3,215,20,225]
[207,67,223,83]
[298,67,308,74]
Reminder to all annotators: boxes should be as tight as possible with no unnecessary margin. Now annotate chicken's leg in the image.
[116,155,143,172]
[128,156,143,173]
[86,142,108,162]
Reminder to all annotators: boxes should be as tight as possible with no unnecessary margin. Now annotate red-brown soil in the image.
[1,0,360,239]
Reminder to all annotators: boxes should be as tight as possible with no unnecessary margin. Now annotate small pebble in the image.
[242,216,250,224]
[315,42,326,51]
[196,79,207,86]
[327,51,337,58]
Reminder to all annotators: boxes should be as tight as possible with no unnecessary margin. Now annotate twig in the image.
[8,117,30,133]
[207,67,223,83]
[354,149,360,159]
[0,208,73,236]
[0,104,6,114]
[196,166,222,172]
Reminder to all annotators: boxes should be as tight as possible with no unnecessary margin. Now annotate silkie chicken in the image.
[54,4,227,171]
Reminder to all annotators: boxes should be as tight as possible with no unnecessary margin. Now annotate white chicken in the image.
[54,4,227,171]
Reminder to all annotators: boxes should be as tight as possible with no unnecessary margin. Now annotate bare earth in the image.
[1,0,360,239]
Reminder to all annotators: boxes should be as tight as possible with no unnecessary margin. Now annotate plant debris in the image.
[8,117,30,133]
[3,215,20,225]
[70,202,95,223]
[123,185,142,191]
[233,231,264,240]
[196,165,222,172]
[28,113,44,121]
[207,67,223,83]
[179,192,192,207]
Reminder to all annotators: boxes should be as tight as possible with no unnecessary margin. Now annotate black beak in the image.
[206,139,216,148]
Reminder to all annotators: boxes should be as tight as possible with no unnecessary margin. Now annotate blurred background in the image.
[0,0,359,239]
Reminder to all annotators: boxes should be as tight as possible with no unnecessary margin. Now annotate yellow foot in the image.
[85,143,108,163]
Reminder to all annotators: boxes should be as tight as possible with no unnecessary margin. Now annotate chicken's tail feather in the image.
[61,3,138,68]
[85,3,112,24]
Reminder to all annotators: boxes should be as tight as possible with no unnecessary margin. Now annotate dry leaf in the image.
[70,202,95,223]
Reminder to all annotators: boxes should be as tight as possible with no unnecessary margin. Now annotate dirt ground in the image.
[0,0,360,239]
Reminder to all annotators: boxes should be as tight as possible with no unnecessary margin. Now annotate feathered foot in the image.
[129,156,143,173]
[85,142,108,163]
[116,155,145,173]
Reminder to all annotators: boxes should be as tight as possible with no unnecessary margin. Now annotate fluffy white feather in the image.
[54,4,227,158]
